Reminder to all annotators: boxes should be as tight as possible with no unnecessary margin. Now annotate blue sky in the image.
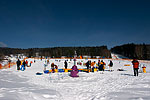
[0,0,150,49]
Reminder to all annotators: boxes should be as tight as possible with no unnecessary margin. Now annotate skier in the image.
[64,60,68,69]
[109,60,113,71]
[16,59,21,70]
[132,59,139,76]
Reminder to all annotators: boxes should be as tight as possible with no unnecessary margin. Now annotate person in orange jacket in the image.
[91,61,96,72]
[0,64,2,69]
[132,59,139,76]
[25,60,28,67]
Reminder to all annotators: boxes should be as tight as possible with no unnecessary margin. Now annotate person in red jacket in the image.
[132,59,139,76]
[26,60,28,67]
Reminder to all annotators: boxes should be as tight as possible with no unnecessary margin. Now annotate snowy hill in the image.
[0,58,150,100]
[111,53,129,59]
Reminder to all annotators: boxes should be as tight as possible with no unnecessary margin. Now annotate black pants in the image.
[17,65,20,70]
[134,68,138,76]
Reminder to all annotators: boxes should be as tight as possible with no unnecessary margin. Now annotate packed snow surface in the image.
[0,58,150,100]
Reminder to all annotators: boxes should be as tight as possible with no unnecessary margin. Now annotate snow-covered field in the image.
[0,58,150,100]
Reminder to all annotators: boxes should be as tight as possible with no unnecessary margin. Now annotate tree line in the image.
[111,43,150,60]
[0,46,111,60]
[1,43,150,60]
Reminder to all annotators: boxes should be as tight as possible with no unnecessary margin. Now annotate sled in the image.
[36,72,43,75]
[124,64,131,66]
[44,70,50,73]
[117,69,124,71]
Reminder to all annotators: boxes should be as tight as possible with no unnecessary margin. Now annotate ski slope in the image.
[0,58,150,100]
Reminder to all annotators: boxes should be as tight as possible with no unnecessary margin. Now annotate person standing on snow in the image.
[25,60,28,67]
[91,61,96,72]
[30,61,33,67]
[64,60,68,69]
[43,61,47,71]
[132,59,139,76]
[22,60,26,70]
[86,60,90,72]
[99,60,106,72]
[98,60,101,67]
[47,59,49,64]
[109,60,113,71]
[16,59,21,70]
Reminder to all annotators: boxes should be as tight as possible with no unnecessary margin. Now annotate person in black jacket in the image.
[86,60,91,73]
[86,60,90,69]
[16,59,21,70]
[109,60,113,71]
[86,60,90,72]
[64,60,68,69]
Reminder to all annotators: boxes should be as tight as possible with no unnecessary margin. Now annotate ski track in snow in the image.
[0,58,150,100]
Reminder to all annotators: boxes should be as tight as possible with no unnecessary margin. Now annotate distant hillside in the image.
[0,46,111,59]
[111,53,129,59]
[111,43,150,60]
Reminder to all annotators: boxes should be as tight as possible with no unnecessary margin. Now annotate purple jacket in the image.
[70,65,79,77]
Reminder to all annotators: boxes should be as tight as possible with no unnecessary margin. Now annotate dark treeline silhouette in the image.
[0,46,111,60]
[111,43,150,60]
[1,43,150,60]
[0,47,28,60]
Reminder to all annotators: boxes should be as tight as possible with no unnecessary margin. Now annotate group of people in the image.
[50,60,67,73]
[44,58,140,76]
[44,60,59,73]
[86,60,113,72]
[16,59,33,71]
